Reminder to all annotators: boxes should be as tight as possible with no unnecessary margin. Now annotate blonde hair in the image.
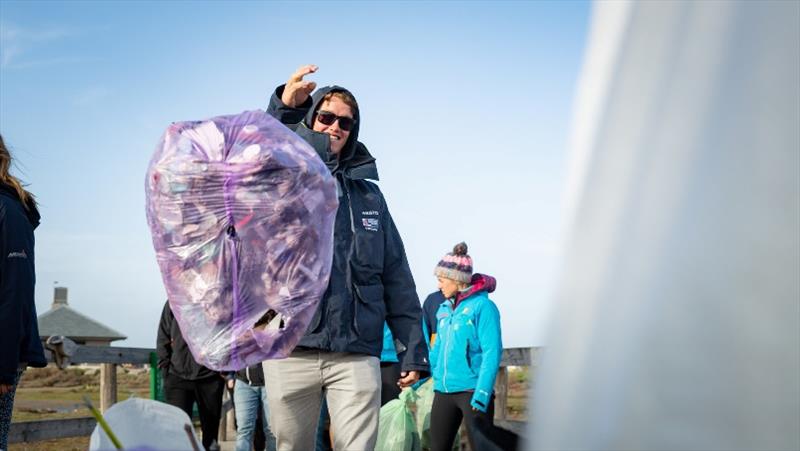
[0,134,36,210]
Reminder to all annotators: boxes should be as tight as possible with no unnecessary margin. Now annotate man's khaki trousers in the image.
[262,349,381,451]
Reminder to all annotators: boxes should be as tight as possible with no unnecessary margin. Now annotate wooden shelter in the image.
[37,287,126,346]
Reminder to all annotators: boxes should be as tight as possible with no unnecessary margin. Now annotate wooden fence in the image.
[9,344,539,444]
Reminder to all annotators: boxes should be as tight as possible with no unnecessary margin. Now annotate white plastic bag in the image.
[89,398,200,450]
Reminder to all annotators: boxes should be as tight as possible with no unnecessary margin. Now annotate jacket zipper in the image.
[443,299,455,392]
[341,173,357,333]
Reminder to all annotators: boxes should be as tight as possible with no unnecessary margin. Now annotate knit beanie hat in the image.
[434,242,473,284]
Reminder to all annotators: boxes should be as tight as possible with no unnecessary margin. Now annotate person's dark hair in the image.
[453,242,468,256]
[0,134,36,210]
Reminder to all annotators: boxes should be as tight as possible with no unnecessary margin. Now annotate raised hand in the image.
[281,64,318,108]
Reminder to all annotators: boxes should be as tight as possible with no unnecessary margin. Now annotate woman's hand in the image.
[397,370,420,388]
[281,64,318,108]
[0,383,14,395]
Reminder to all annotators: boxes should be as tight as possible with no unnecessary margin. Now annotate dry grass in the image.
[11,365,151,429]
[506,366,531,420]
[8,437,90,451]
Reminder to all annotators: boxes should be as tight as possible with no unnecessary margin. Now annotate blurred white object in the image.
[531,1,800,450]
[89,398,200,450]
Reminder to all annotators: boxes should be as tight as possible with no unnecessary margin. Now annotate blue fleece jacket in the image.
[380,322,399,363]
[430,284,502,412]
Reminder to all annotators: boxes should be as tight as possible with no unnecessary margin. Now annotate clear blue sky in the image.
[0,1,590,348]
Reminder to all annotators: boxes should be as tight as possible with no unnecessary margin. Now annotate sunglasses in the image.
[316,110,356,132]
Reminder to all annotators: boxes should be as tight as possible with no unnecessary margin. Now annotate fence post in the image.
[100,363,117,412]
[494,366,509,421]
[149,352,164,401]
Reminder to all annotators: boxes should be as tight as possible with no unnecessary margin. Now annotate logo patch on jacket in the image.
[362,218,379,231]
[7,249,28,259]
[361,211,379,232]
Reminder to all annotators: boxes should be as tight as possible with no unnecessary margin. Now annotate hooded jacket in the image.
[156,301,218,381]
[0,185,47,385]
[267,85,429,374]
[429,274,502,412]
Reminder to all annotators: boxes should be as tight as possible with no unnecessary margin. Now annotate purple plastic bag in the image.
[145,110,338,371]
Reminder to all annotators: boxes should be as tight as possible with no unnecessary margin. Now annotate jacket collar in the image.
[454,273,497,306]
[295,124,379,181]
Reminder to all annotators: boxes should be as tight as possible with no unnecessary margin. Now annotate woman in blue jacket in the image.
[0,135,47,450]
[429,242,502,451]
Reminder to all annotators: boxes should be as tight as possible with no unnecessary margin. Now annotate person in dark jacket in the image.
[422,290,447,349]
[157,301,224,451]
[0,135,47,451]
[230,363,276,451]
[261,64,429,451]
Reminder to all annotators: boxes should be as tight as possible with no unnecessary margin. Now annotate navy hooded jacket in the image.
[0,185,46,385]
[267,85,429,374]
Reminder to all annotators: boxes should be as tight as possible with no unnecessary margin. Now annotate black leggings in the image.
[429,391,495,451]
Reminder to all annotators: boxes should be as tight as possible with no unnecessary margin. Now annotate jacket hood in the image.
[456,273,496,304]
[0,183,40,229]
[300,85,375,173]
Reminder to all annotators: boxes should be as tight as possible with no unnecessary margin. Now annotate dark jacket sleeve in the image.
[0,199,44,384]
[0,207,23,385]
[267,84,314,125]
[380,200,430,375]
[156,301,173,371]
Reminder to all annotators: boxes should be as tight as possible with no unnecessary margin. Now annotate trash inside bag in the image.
[89,398,200,450]
[377,388,421,451]
[146,110,338,371]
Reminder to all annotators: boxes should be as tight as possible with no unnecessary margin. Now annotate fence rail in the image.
[10,344,538,445]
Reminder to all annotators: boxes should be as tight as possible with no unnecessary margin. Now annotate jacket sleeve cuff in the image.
[399,363,430,378]
[470,389,492,412]
[0,372,18,386]
[267,85,313,124]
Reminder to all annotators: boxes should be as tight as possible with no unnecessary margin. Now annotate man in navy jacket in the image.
[261,65,429,451]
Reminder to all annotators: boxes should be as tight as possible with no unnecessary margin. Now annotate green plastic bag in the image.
[414,379,435,449]
[377,387,421,451]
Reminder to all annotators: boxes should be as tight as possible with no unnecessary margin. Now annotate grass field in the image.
[11,366,150,422]
[8,365,150,450]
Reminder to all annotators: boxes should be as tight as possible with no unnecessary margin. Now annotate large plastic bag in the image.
[414,378,435,449]
[377,388,421,451]
[146,110,338,371]
[89,398,200,450]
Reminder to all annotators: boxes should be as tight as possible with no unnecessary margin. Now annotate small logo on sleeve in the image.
[7,249,28,259]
